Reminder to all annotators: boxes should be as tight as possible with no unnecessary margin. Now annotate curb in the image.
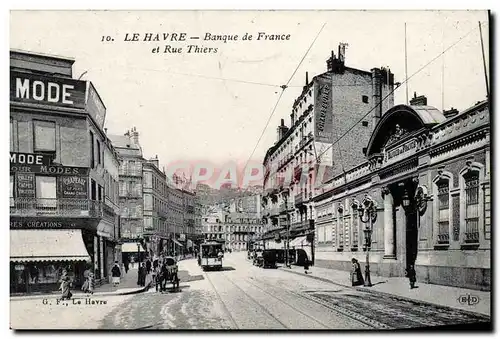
[10,281,152,301]
[279,267,491,318]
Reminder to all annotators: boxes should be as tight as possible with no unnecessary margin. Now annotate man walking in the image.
[111,261,121,287]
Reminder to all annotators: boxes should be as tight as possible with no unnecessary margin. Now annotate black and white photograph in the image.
[7,8,492,331]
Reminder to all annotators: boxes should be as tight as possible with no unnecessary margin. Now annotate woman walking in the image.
[59,270,72,300]
[111,261,121,287]
[351,258,364,286]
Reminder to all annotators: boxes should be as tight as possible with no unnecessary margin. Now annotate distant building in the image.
[109,128,145,264]
[10,50,120,293]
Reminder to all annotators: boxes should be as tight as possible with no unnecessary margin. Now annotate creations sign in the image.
[314,76,334,143]
[9,217,94,230]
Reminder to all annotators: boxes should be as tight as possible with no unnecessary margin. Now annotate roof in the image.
[409,105,447,125]
[108,134,141,150]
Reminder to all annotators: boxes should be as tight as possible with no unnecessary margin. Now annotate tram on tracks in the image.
[198,240,224,271]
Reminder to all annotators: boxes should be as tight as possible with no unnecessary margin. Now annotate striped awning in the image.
[10,229,91,262]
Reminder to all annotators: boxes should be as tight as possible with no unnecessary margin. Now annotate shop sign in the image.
[16,173,35,197]
[10,218,94,230]
[11,71,86,109]
[86,82,106,128]
[314,77,334,143]
[59,176,88,199]
[10,152,53,166]
[10,163,89,176]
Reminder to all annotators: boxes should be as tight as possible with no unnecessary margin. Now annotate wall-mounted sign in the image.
[314,76,334,143]
[10,152,53,166]
[59,176,88,199]
[10,217,96,230]
[86,82,106,129]
[385,139,418,161]
[11,71,86,109]
[16,173,35,198]
[10,163,89,176]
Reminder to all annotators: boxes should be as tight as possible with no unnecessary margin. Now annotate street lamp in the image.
[284,192,291,268]
[358,196,377,287]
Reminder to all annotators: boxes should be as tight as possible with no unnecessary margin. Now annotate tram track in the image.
[248,269,391,329]
[204,270,240,329]
[213,270,290,329]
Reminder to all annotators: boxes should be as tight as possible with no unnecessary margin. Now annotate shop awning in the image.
[121,243,145,253]
[10,229,91,262]
[289,236,307,247]
[172,239,184,247]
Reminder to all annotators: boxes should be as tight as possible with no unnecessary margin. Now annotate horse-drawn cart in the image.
[157,256,180,291]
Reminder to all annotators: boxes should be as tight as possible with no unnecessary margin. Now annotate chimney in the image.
[409,92,428,106]
[104,128,108,134]
[326,50,336,72]
[132,127,139,145]
[281,119,285,127]
[443,107,459,118]
[371,68,383,128]
[305,72,309,86]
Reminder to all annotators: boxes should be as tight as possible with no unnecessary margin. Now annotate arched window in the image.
[432,170,453,245]
[459,161,485,245]
[351,200,360,250]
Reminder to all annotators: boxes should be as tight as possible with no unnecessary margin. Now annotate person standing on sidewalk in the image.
[146,259,152,275]
[406,264,417,289]
[111,261,121,287]
[124,260,129,274]
[351,258,364,286]
[59,270,72,300]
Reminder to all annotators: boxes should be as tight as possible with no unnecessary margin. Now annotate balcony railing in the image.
[10,198,103,218]
[119,168,142,177]
[437,221,450,244]
[291,220,310,231]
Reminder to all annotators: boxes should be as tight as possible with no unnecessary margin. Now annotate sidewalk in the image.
[11,268,152,301]
[280,265,491,317]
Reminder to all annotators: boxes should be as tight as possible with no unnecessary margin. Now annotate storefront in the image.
[10,229,91,294]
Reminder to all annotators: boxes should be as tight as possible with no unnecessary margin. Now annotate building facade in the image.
[10,50,120,293]
[312,96,490,290]
[260,46,395,258]
[167,183,185,255]
[182,189,196,252]
[109,128,145,263]
[142,156,169,258]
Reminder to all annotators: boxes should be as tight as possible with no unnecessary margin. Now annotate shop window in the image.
[34,120,56,154]
[35,176,57,208]
[464,172,480,243]
[351,203,360,249]
[437,180,450,243]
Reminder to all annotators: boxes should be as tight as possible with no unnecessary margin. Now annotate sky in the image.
[9,10,490,171]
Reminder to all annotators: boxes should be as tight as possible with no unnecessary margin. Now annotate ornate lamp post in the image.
[358,196,377,287]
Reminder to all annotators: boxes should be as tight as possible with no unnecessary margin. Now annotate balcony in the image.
[119,168,142,177]
[291,220,310,231]
[294,193,304,206]
[279,202,294,214]
[10,198,103,218]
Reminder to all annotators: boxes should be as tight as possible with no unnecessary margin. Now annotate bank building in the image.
[313,96,490,290]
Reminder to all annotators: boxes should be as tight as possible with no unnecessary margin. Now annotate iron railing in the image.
[10,198,103,218]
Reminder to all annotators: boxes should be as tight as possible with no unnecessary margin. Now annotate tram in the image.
[198,240,224,271]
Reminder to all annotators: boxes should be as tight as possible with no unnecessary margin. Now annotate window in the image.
[34,120,56,153]
[98,185,103,202]
[362,95,369,103]
[10,120,14,151]
[36,176,57,208]
[91,179,96,200]
[97,140,101,165]
[362,121,369,127]
[464,172,480,243]
[10,175,14,207]
[89,131,95,168]
[352,205,359,249]
[437,181,450,243]
[338,206,344,250]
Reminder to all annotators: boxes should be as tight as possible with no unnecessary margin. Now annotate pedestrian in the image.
[124,260,129,274]
[59,269,72,300]
[146,259,152,275]
[111,261,121,287]
[137,263,144,286]
[87,272,95,294]
[351,258,364,286]
[406,264,417,289]
[304,259,310,275]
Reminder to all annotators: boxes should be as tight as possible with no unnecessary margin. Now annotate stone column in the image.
[382,187,396,259]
